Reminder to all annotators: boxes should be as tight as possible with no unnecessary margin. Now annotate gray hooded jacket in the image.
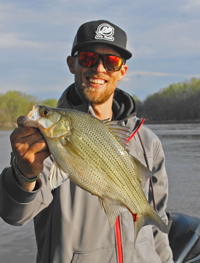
[0,85,173,263]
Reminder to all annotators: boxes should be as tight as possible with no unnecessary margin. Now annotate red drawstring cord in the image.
[127,118,145,142]
[115,118,146,263]
[115,216,123,263]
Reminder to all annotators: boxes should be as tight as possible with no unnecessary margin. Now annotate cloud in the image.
[0,31,72,63]
[2,1,199,61]
[181,0,200,14]
[127,71,183,77]
[0,0,199,101]
[0,31,70,51]
[0,3,45,28]
[0,2,93,61]
[0,1,107,28]
[125,70,200,81]
[0,33,46,48]
[129,19,200,59]
[124,1,200,60]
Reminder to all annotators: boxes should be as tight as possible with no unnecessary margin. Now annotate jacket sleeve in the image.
[0,157,53,226]
[151,137,174,263]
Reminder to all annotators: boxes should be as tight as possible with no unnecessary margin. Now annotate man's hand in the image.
[10,116,50,190]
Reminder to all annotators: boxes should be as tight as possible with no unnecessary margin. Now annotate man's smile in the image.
[87,77,107,86]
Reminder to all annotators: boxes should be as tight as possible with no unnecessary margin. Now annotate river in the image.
[0,130,37,263]
[0,123,200,262]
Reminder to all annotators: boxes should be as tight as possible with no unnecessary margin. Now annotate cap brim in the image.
[72,40,132,60]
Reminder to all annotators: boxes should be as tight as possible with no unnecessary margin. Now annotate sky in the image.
[0,0,200,101]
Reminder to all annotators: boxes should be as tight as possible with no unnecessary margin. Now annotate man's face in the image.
[68,44,128,105]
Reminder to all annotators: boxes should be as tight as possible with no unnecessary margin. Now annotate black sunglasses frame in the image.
[77,51,126,72]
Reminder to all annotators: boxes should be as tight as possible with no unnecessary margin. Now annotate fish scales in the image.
[60,111,145,212]
[41,109,144,211]
[25,105,169,243]
[58,111,147,212]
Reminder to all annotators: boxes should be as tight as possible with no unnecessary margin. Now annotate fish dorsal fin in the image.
[103,120,130,150]
[99,197,127,227]
[132,156,153,188]
[50,160,69,189]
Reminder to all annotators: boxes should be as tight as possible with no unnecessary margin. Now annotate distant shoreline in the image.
[0,122,17,131]
[144,119,200,124]
[1,119,200,130]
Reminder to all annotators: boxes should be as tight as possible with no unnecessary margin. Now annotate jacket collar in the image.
[57,84,89,113]
[57,83,136,121]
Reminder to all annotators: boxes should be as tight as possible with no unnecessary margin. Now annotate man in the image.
[0,20,173,262]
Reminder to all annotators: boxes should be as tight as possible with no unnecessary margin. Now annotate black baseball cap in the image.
[71,20,132,60]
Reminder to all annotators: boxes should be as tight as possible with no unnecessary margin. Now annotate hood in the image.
[57,84,136,121]
[112,88,136,120]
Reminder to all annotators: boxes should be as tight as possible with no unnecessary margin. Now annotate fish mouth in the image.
[24,105,40,127]
[27,105,40,120]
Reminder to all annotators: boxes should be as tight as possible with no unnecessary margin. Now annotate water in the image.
[146,123,200,218]
[0,130,37,263]
[0,130,12,173]
[0,124,200,262]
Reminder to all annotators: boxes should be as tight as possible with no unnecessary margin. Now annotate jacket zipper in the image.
[115,216,123,263]
[114,118,145,263]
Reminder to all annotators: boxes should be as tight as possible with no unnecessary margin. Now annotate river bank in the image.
[2,118,200,129]
[143,118,200,124]
[0,122,17,129]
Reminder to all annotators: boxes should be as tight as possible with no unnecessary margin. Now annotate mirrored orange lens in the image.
[104,56,123,71]
[78,52,123,71]
[79,52,98,67]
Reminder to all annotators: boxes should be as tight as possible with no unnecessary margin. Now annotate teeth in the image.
[88,78,105,85]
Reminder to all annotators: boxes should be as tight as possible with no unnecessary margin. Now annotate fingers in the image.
[17,116,27,127]
[17,149,51,177]
[11,130,46,157]
[22,137,50,162]
[11,125,38,141]
[10,118,50,177]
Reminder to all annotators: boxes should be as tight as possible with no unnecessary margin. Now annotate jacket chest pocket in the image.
[71,246,117,263]
[128,138,154,171]
[124,240,161,263]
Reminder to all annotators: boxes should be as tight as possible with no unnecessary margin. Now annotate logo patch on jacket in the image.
[95,23,115,42]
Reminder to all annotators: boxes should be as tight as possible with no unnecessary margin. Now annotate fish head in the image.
[26,105,71,138]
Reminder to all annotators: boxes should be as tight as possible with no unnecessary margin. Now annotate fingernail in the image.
[20,117,27,127]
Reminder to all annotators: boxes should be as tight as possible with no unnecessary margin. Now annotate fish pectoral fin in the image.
[133,157,153,188]
[50,160,69,189]
[62,137,84,160]
[99,198,127,227]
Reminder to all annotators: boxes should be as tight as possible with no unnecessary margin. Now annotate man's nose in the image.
[93,58,106,72]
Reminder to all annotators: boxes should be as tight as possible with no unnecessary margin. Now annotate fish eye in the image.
[43,109,49,116]
[41,108,50,117]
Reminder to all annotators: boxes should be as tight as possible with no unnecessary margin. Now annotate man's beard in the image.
[75,85,115,105]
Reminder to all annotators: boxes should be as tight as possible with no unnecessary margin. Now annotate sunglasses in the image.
[77,51,125,72]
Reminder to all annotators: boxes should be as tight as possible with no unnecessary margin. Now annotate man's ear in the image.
[118,64,128,81]
[67,56,76,74]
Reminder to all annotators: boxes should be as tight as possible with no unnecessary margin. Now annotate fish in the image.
[24,105,169,243]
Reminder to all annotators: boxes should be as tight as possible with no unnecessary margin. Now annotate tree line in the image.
[135,78,200,121]
[0,91,57,123]
[1,78,200,124]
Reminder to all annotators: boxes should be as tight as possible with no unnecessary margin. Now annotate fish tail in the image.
[133,207,169,245]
